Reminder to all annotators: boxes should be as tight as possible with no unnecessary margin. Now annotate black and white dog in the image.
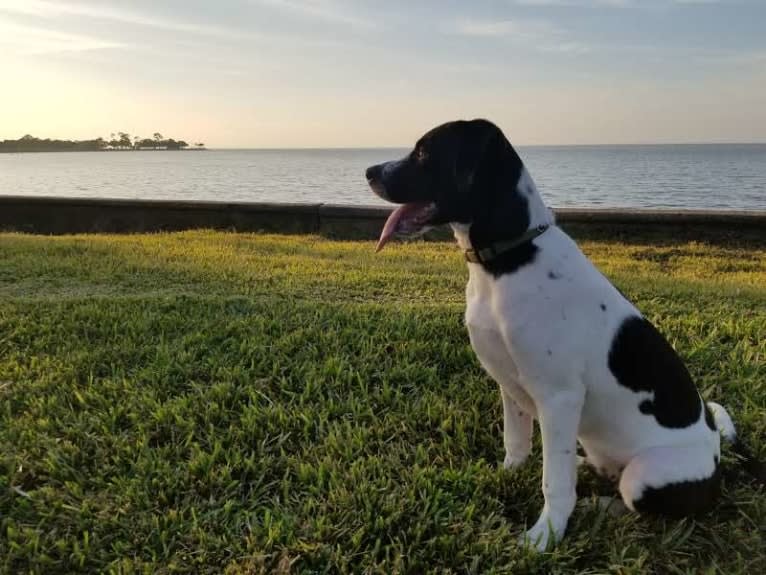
[366,119,742,550]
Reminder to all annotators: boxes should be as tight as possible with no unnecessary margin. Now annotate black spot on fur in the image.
[546,349,553,356]
[465,124,536,277]
[704,403,717,431]
[548,270,561,280]
[608,315,702,428]
[600,303,607,311]
[633,466,720,518]
[639,400,653,415]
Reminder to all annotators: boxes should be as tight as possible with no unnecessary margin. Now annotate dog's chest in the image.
[464,267,502,332]
[464,270,518,375]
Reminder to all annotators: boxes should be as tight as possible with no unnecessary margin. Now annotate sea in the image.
[1,145,765,210]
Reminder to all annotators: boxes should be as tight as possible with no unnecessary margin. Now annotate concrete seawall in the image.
[1,195,764,244]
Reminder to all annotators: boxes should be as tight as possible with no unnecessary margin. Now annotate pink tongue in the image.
[375,203,428,252]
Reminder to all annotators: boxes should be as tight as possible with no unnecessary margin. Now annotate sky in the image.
[1,0,765,148]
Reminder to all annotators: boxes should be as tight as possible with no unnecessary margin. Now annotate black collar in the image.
[464,224,550,265]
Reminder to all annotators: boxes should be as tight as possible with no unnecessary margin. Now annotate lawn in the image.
[0,230,764,574]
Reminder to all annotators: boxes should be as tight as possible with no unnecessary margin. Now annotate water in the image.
[1,145,765,210]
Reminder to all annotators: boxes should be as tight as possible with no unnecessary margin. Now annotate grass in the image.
[0,230,764,574]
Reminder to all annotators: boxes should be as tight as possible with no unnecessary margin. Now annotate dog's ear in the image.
[464,120,531,242]
[455,120,502,188]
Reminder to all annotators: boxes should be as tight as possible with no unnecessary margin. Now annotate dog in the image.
[365,119,744,550]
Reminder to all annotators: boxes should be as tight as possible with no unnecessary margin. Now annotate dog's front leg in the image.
[500,385,533,469]
[521,386,584,551]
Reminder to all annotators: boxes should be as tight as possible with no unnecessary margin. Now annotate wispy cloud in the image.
[450,18,590,53]
[251,0,375,29]
[452,18,559,38]
[0,0,355,55]
[0,19,124,54]
[513,0,630,6]
[0,0,247,38]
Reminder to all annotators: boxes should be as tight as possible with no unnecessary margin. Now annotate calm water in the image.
[1,145,765,210]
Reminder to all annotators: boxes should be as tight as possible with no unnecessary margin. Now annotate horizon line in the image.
[211,141,766,151]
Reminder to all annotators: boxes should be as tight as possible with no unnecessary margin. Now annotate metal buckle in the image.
[464,249,481,264]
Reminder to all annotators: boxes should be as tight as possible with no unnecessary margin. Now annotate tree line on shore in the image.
[0,133,206,153]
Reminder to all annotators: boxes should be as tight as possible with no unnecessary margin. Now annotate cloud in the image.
[450,17,591,53]
[0,0,248,38]
[251,0,375,29]
[0,0,353,54]
[453,18,560,38]
[513,0,630,6]
[0,19,124,54]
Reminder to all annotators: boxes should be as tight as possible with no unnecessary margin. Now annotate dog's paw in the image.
[503,451,529,470]
[518,514,566,552]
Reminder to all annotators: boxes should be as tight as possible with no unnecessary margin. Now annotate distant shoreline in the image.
[0,134,205,154]
[0,148,207,154]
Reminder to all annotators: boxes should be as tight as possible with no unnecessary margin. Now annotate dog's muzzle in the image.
[366,164,390,201]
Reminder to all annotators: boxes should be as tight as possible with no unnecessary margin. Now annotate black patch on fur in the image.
[639,400,653,415]
[704,403,717,431]
[608,315,702,428]
[600,303,607,311]
[548,270,560,280]
[480,242,538,277]
[633,466,720,518]
[465,124,536,278]
[546,349,553,356]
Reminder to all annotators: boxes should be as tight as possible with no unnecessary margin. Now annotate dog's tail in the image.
[708,401,765,483]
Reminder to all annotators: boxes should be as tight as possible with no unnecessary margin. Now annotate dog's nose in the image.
[366,164,382,182]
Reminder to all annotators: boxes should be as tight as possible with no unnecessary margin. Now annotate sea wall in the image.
[1,195,764,244]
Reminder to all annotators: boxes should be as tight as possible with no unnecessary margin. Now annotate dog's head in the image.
[366,119,531,251]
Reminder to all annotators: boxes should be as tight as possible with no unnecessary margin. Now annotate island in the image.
[0,133,206,153]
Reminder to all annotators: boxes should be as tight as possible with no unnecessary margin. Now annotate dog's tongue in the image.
[375,203,428,252]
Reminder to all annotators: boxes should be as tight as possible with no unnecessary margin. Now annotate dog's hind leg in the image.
[500,385,534,469]
[618,444,720,517]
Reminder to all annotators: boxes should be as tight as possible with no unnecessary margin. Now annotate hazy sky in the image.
[1,0,765,147]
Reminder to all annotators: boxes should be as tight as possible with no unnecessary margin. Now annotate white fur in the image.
[453,168,729,550]
[708,401,736,442]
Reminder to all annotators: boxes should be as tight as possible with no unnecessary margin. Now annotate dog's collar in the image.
[464,225,550,264]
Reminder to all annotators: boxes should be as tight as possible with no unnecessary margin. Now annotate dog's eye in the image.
[415,147,428,164]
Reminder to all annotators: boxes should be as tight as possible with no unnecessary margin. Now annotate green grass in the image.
[0,230,764,574]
